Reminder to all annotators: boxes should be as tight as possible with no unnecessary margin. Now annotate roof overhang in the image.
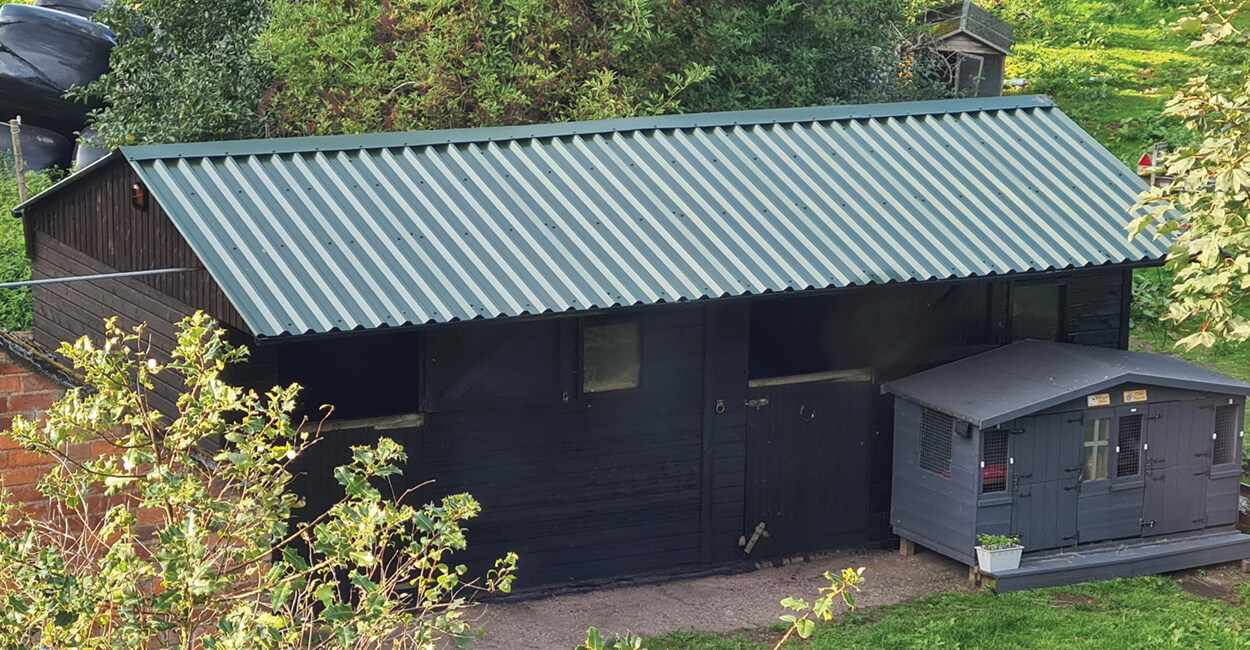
[882,341,1250,428]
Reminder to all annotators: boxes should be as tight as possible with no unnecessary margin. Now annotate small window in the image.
[919,408,953,476]
[582,321,640,393]
[1083,418,1111,481]
[982,429,1009,494]
[1012,284,1064,341]
[1116,414,1142,477]
[1214,404,1237,465]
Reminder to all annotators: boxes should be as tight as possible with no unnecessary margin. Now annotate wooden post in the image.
[899,538,915,556]
[8,119,27,204]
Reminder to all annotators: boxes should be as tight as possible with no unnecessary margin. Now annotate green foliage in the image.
[74,0,273,148]
[0,312,515,648]
[773,567,865,649]
[975,533,1021,550]
[255,0,950,137]
[0,160,52,331]
[1128,1,1250,349]
[578,627,646,650]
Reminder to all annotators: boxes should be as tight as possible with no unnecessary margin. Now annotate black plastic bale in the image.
[0,121,73,172]
[0,4,114,132]
[72,126,109,168]
[33,0,108,21]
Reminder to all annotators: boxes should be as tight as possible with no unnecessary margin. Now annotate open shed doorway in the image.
[744,293,885,558]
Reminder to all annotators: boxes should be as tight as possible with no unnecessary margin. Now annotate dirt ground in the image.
[466,548,975,649]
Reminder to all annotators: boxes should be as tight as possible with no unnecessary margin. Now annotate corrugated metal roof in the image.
[882,341,1250,428]
[115,94,1166,339]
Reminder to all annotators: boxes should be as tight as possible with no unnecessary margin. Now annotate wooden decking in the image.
[980,528,1250,593]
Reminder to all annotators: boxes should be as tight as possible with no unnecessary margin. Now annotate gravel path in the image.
[468,549,974,649]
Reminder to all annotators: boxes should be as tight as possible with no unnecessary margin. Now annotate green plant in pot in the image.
[975,533,1024,573]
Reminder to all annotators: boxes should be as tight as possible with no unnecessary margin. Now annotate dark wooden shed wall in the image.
[22,158,246,333]
[30,235,193,414]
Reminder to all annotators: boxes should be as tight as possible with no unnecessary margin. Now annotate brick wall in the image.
[0,348,70,518]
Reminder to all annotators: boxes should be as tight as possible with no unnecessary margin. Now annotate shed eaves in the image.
[925,1,1013,54]
[882,341,1250,428]
[73,94,1167,338]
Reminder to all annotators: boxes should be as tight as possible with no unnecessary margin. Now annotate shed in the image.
[884,341,1250,592]
[13,95,1174,589]
[924,1,1013,97]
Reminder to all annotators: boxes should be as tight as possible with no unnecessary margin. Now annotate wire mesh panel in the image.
[1214,404,1237,465]
[920,408,953,476]
[1116,413,1142,478]
[981,429,1009,493]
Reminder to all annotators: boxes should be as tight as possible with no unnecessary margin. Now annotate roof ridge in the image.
[119,95,1054,162]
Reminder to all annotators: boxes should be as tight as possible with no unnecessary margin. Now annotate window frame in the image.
[1009,281,1067,342]
[579,317,644,396]
[1082,415,1112,483]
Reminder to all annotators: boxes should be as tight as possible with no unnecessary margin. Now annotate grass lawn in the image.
[645,576,1250,649]
[993,0,1250,165]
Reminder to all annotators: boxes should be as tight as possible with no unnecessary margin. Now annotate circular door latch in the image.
[799,404,817,422]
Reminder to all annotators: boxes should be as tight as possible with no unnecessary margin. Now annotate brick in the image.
[8,449,52,468]
[0,434,19,451]
[0,376,21,393]
[19,375,59,394]
[4,483,44,504]
[9,393,58,413]
[0,363,24,376]
[91,440,117,457]
[3,466,45,486]
[65,442,93,462]
[135,507,164,526]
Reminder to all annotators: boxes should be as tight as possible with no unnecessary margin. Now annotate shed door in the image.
[744,376,874,558]
[1011,413,1082,551]
[1143,401,1213,535]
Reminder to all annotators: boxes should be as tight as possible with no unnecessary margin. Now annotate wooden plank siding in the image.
[23,158,246,333]
[30,235,197,414]
[1064,270,1128,348]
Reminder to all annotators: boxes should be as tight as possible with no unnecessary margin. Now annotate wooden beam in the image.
[900,538,915,556]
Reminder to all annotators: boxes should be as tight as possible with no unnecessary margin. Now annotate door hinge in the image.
[1139,518,1156,529]
[1146,413,1163,420]
[744,397,769,409]
[1192,516,1208,524]
[1063,483,1080,491]
[1193,469,1210,477]
[1010,428,1027,435]
[1062,534,1078,542]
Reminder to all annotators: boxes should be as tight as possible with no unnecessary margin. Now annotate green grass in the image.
[644,577,1250,649]
[0,163,49,331]
[992,0,1250,165]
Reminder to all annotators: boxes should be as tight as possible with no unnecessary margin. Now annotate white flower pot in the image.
[975,545,1023,573]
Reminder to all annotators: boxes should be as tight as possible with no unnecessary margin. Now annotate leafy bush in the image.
[75,0,273,147]
[0,313,516,648]
[256,0,950,137]
[0,159,53,331]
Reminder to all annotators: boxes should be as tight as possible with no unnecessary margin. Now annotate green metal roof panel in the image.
[122,95,1168,338]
